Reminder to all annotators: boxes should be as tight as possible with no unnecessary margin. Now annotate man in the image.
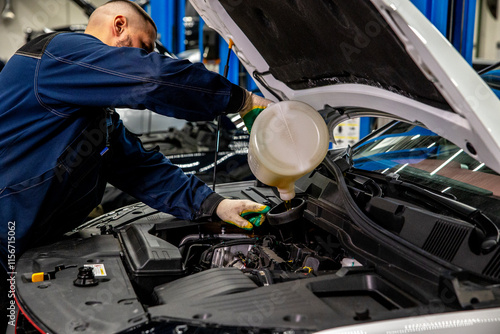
[0,0,272,273]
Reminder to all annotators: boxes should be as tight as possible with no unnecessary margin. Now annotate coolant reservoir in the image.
[248,101,329,200]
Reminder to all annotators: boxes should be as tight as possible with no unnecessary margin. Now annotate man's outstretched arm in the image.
[105,114,269,229]
[36,33,247,121]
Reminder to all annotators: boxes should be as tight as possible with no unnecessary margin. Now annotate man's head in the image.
[84,0,157,53]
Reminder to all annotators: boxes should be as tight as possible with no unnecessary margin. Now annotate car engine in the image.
[105,201,347,304]
[178,231,341,280]
[17,179,498,333]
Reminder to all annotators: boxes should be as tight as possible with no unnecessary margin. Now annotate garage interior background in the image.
[0,0,499,142]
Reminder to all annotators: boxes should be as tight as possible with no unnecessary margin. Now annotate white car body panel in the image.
[315,307,500,334]
[116,108,186,134]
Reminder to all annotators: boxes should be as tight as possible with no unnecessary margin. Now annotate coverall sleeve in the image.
[105,112,224,221]
[36,33,246,121]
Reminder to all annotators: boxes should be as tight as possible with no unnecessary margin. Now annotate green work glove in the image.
[242,106,266,134]
[216,199,271,230]
[239,205,271,228]
[239,92,273,134]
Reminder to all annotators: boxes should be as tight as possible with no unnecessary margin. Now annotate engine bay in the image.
[117,212,346,303]
[15,203,419,333]
[14,176,500,333]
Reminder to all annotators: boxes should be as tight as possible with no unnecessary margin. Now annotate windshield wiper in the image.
[386,173,499,254]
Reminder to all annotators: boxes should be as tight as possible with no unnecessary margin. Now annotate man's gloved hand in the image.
[239,91,273,133]
[216,199,270,230]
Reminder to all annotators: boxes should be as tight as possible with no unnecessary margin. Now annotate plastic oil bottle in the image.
[248,101,330,201]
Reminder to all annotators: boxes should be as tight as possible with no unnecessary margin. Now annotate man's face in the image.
[115,22,156,53]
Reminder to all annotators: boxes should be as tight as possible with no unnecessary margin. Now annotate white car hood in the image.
[190,0,500,173]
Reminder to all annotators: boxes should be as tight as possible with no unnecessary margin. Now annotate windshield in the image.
[351,121,500,218]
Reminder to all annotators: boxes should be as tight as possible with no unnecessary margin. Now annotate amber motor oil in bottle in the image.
[248,101,329,200]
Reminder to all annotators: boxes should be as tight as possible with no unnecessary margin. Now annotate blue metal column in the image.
[411,0,477,64]
[411,0,450,36]
[450,0,477,64]
[176,0,186,54]
[359,118,372,139]
[246,74,259,92]
[198,17,205,59]
[150,0,175,52]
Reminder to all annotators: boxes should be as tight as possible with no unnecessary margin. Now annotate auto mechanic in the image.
[0,0,270,275]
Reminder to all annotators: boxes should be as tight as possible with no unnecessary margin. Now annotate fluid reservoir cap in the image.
[73,266,99,287]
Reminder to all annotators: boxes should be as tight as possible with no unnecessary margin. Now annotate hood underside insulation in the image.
[220,0,451,110]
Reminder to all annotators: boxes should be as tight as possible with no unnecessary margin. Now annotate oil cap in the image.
[73,266,99,287]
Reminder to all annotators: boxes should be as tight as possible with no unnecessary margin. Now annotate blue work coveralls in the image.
[0,32,247,271]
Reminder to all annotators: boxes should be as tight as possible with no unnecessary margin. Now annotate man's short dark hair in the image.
[105,0,157,32]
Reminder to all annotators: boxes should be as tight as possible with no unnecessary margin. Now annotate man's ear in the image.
[113,15,127,36]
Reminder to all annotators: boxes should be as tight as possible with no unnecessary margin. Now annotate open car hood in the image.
[190,0,500,174]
